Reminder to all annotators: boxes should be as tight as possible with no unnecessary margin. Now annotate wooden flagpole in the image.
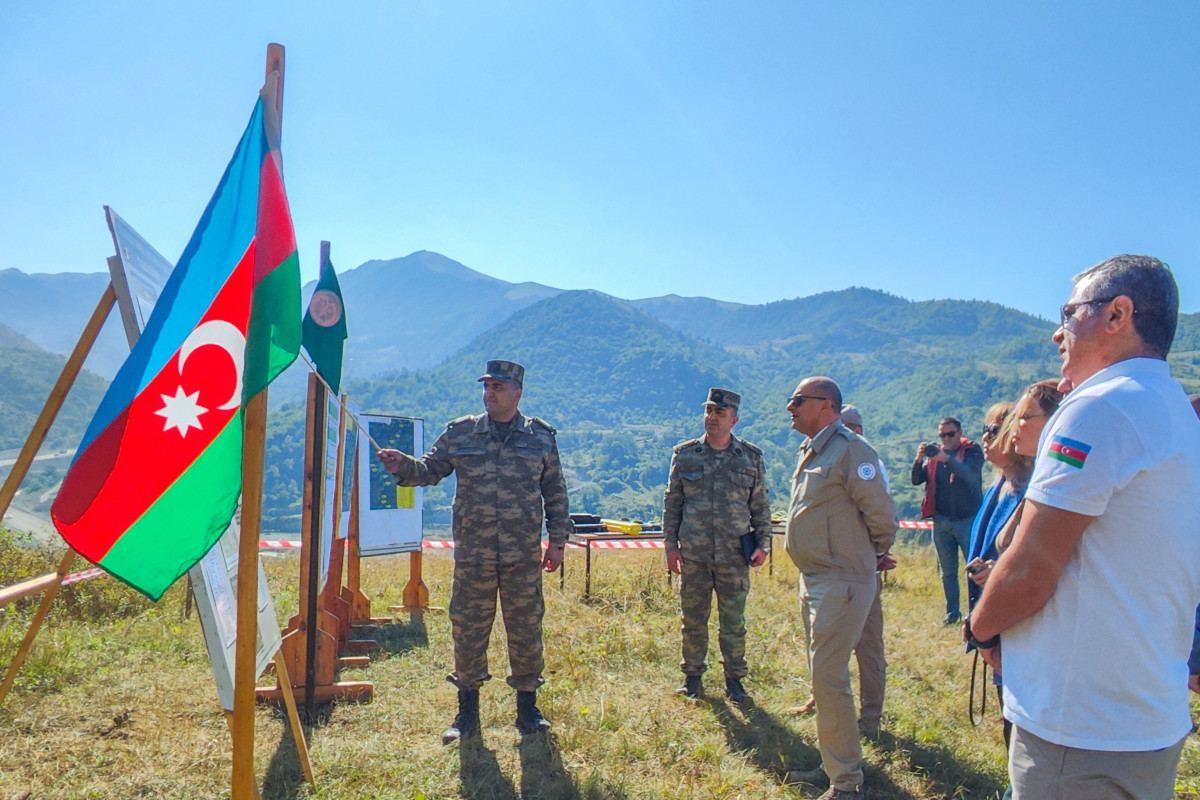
[231,42,285,800]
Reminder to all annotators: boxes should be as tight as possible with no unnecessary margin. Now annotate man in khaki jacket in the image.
[783,377,897,800]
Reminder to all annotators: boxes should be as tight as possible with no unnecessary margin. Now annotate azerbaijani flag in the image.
[52,90,300,600]
[1048,435,1092,469]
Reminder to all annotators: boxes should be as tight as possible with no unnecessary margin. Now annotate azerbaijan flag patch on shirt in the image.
[1048,435,1091,469]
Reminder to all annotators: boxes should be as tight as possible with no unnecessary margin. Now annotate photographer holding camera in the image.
[911,417,983,625]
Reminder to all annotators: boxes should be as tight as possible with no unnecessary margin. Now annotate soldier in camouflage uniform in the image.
[378,360,572,744]
[663,388,772,704]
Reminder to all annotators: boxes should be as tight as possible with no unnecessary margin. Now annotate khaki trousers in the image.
[1010,726,1185,800]
[855,573,886,728]
[801,573,885,726]
[801,573,876,791]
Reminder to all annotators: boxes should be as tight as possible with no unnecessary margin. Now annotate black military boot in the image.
[441,688,480,745]
[676,675,703,698]
[515,690,551,735]
[725,676,751,705]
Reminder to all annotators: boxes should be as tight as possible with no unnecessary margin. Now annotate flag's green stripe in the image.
[1048,450,1085,468]
[245,250,301,398]
[99,414,244,600]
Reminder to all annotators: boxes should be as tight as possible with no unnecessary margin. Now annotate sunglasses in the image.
[938,432,959,439]
[982,423,1001,437]
[1060,296,1118,327]
[787,394,827,406]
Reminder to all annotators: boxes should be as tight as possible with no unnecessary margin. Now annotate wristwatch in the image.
[964,613,1000,650]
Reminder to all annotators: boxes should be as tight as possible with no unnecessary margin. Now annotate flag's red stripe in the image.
[253,150,295,284]
[52,249,255,561]
[1051,442,1088,462]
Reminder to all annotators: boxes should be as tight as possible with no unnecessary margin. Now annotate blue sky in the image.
[2,2,1196,322]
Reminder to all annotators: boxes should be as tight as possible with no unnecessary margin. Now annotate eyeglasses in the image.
[1059,296,1119,327]
[938,432,959,439]
[787,394,827,406]
[982,423,1001,437]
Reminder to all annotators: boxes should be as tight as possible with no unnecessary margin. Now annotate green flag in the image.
[302,251,348,394]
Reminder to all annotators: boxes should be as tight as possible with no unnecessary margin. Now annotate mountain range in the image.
[2,252,1198,533]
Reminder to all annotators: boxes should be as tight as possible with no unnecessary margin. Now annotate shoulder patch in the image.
[856,462,877,481]
[530,416,557,436]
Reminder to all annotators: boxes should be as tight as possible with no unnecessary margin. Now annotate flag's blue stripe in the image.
[75,100,268,458]
[1052,435,1091,454]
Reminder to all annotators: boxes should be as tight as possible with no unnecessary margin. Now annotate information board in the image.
[188,509,283,711]
[357,414,423,556]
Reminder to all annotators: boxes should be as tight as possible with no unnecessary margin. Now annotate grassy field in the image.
[3,535,1200,799]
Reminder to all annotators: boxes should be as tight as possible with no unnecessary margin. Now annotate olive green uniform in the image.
[663,434,771,678]
[390,411,572,691]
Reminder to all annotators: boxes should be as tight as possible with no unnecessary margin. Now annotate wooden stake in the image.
[0,551,75,707]
[273,650,315,785]
[0,283,115,519]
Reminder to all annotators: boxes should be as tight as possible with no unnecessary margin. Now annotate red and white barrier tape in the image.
[61,567,105,586]
[259,539,302,550]
[899,520,934,530]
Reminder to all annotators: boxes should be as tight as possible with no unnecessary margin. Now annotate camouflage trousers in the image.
[679,559,750,678]
[448,558,545,692]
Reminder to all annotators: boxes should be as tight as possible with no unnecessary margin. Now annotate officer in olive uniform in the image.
[783,377,896,800]
[663,388,772,704]
[378,360,572,744]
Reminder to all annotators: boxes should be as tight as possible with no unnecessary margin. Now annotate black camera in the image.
[924,443,941,458]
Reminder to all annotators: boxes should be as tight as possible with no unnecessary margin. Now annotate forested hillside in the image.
[4,259,1197,536]
[260,288,1116,530]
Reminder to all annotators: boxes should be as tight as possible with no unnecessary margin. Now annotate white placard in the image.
[317,392,342,591]
[188,509,283,711]
[358,414,424,556]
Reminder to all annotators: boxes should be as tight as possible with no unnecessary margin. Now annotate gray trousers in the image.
[1010,725,1186,800]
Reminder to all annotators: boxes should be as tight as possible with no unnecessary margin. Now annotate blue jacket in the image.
[966,477,1025,609]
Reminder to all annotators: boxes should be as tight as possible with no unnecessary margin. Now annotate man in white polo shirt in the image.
[969,255,1200,799]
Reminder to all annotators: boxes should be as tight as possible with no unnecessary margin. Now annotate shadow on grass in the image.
[460,735,518,800]
[262,703,327,800]
[704,696,819,780]
[353,610,430,656]
[704,698,909,798]
[516,732,628,800]
[518,732,578,800]
[871,729,1007,800]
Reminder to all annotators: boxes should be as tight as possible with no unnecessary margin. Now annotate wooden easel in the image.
[262,373,372,708]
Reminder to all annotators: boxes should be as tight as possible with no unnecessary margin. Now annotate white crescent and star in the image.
[155,320,246,438]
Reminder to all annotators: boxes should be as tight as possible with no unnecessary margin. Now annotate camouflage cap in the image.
[478,359,525,387]
[704,387,740,410]
[840,403,863,429]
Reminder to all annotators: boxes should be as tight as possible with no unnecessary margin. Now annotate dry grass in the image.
[2,542,1199,799]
